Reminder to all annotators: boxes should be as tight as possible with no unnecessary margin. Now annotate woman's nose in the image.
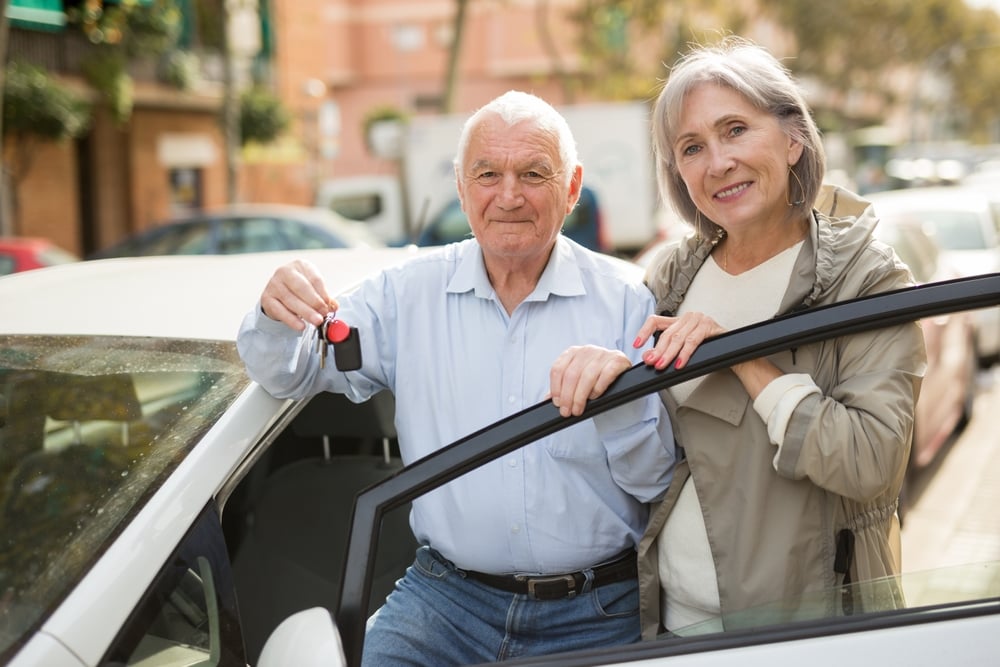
[706,144,736,176]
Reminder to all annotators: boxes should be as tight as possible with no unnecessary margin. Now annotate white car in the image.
[1,250,1000,667]
[867,186,1000,367]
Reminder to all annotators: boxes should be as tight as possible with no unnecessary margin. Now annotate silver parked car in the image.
[87,203,383,259]
[868,186,1000,367]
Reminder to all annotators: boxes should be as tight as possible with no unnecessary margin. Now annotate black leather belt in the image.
[462,550,637,600]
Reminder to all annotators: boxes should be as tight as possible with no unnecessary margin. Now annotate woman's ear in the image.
[788,138,805,167]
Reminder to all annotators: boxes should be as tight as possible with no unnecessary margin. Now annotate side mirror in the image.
[257,607,347,667]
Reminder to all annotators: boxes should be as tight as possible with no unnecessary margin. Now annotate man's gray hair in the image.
[454,90,580,188]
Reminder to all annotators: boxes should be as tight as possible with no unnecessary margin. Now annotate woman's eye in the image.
[730,125,747,137]
[681,144,700,157]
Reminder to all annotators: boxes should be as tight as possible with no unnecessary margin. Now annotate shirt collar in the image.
[446,237,587,301]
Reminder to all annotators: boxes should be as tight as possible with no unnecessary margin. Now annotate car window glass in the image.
[284,219,343,250]
[0,256,14,276]
[149,222,212,255]
[101,504,246,666]
[217,216,282,254]
[0,336,249,658]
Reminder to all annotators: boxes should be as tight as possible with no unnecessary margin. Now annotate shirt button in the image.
[511,523,520,533]
[507,458,518,467]
[507,395,516,404]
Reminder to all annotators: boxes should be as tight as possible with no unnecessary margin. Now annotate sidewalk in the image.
[899,369,1000,600]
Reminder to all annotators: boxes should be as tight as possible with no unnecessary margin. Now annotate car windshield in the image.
[0,335,249,656]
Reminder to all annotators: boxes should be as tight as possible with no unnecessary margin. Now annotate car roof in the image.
[173,202,354,223]
[0,246,429,340]
[868,186,993,212]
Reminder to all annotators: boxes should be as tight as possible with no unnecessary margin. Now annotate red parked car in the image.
[0,237,79,276]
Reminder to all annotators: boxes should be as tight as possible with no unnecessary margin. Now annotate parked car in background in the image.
[411,185,610,253]
[0,237,78,276]
[87,204,383,260]
[872,213,978,506]
[2,252,1000,666]
[868,186,1000,367]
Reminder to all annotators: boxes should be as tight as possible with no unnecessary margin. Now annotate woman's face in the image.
[673,83,803,235]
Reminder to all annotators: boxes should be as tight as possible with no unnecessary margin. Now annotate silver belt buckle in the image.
[525,574,577,599]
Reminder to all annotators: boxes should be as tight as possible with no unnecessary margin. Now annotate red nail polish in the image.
[633,336,643,348]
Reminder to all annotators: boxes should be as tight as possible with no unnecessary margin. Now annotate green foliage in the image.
[81,50,134,125]
[158,50,201,91]
[124,0,183,57]
[566,0,740,100]
[67,1,184,125]
[2,61,91,141]
[67,0,182,58]
[240,87,291,146]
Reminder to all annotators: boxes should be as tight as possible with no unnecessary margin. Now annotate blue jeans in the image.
[361,546,641,666]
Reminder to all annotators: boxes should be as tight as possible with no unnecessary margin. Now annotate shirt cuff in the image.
[752,373,820,449]
[254,301,297,334]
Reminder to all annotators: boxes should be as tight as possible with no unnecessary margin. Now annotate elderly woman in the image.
[549,36,926,638]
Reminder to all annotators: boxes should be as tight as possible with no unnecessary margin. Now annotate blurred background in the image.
[3,0,1000,263]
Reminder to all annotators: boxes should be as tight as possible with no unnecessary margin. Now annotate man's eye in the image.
[474,172,500,185]
[521,172,548,184]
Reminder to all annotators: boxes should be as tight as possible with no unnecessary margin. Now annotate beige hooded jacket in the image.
[638,186,927,639]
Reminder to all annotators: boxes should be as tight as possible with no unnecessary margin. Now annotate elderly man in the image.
[237,90,674,665]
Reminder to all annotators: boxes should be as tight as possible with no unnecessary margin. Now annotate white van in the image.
[316,175,409,245]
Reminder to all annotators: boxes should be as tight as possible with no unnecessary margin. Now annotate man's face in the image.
[457,115,582,262]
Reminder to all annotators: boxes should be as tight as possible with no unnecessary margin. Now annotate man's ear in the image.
[455,168,466,212]
[566,165,583,214]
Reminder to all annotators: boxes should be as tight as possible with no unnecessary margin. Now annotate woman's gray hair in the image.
[454,90,580,188]
[652,36,825,237]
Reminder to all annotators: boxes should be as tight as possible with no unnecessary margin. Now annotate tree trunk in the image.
[221,0,239,203]
[0,0,12,235]
[441,0,468,113]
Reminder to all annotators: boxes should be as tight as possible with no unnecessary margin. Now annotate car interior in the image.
[221,390,416,665]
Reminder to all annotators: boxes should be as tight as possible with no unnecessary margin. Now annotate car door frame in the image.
[335,273,1000,667]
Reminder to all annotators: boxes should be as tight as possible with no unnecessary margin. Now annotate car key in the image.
[316,319,330,369]
[319,312,362,371]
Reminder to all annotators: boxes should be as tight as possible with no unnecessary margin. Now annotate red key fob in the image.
[325,317,362,371]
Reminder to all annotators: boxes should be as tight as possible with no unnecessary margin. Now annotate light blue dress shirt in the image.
[237,237,674,574]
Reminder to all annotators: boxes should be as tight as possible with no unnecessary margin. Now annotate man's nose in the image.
[497,175,525,208]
